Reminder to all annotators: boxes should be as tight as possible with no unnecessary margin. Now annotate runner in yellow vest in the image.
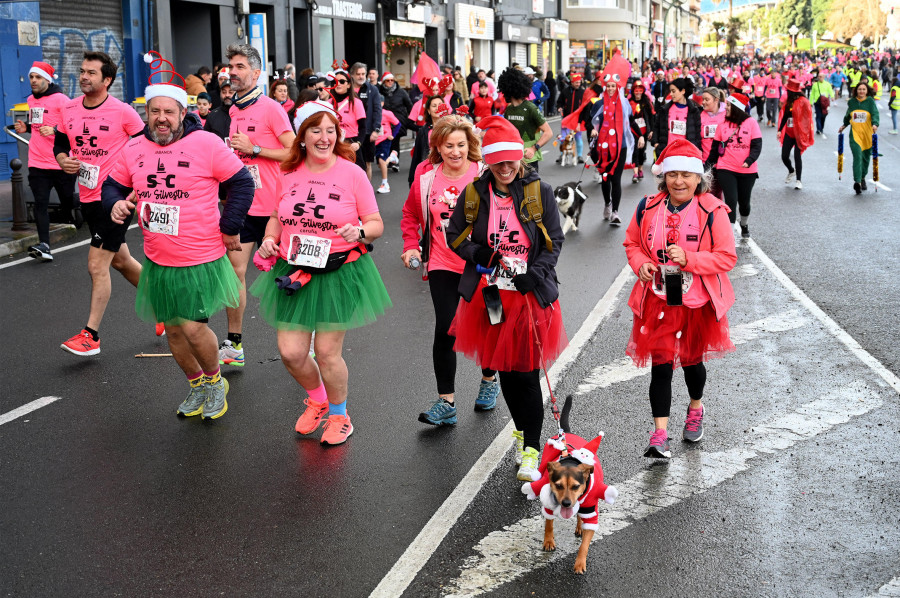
[889,76,900,134]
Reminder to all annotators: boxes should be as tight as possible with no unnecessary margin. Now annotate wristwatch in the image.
[358,227,366,241]
[252,145,262,157]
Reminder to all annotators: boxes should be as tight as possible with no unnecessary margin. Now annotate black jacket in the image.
[204,105,232,140]
[557,86,585,116]
[380,83,412,125]
[652,100,702,150]
[446,169,564,308]
[407,123,432,187]
[355,80,382,136]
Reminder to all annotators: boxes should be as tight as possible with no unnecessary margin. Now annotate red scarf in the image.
[597,91,624,178]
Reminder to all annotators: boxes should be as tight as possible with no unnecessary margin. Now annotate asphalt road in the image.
[1,104,898,598]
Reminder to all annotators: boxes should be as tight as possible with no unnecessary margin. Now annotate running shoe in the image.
[389,164,400,173]
[820,133,827,140]
[683,405,704,442]
[218,340,244,366]
[201,377,229,419]
[854,182,862,194]
[418,398,458,425]
[603,203,612,221]
[61,329,100,356]
[861,180,868,191]
[321,414,354,445]
[795,181,803,190]
[388,152,399,165]
[785,172,795,184]
[177,378,208,417]
[27,242,53,262]
[890,130,898,135]
[644,428,671,459]
[377,182,391,194]
[740,224,750,238]
[593,170,602,183]
[155,322,166,336]
[632,175,639,184]
[512,430,525,465]
[610,211,621,226]
[517,447,541,481]
[474,378,499,411]
[295,398,329,434]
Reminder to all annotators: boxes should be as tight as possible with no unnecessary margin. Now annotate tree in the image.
[826,0,887,40]
[712,20,726,52]
[812,0,833,34]
[773,0,813,34]
[727,16,741,52]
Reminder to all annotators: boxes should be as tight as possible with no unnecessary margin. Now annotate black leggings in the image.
[781,134,802,181]
[716,169,757,223]
[755,97,765,119]
[28,168,77,245]
[499,369,544,451]
[649,362,707,418]
[428,270,494,395]
[599,147,627,211]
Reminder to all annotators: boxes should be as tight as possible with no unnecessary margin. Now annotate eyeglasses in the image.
[335,79,348,85]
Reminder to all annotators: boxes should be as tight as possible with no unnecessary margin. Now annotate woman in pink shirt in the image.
[699,87,726,199]
[624,139,736,460]
[251,101,391,446]
[400,114,499,426]
[329,71,368,170]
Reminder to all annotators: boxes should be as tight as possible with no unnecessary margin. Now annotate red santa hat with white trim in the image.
[29,61,58,82]
[476,115,524,165]
[727,93,750,112]
[650,137,704,176]
[143,51,188,107]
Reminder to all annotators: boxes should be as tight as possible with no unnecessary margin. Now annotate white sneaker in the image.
[610,210,621,225]
[890,130,898,135]
[593,170,602,183]
[377,182,390,194]
[516,447,541,482]
[785,172,796,184]
[603,203,612,221]
[820,133,827,140]
[388,152,399,164]
[795,181,803,190]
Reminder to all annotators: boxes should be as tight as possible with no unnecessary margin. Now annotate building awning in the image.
[570,22,633,40]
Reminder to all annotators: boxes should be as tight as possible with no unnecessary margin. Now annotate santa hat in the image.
[143,51,187,107]
[568,433,604,466]
[29,61,57,82]
[294,100,339,128]
[381,72,394,83]
[571,73,583,82]
[651,138,704,176]
[727,93,750,112]
[477,115,524,164]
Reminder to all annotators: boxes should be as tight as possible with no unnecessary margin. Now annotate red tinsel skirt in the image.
[626,293,734,369]
[450,282,568,373]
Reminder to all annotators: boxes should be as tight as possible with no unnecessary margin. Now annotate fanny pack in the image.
[275,243,371,295]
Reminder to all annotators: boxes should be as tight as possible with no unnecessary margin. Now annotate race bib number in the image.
[671,120,686,136]
[755,86,765,95]
[703,124,718,138]
[287,234,331,268]
[246,164,263,189]
[852,111,868,124]
[635,117,646,129]
[141,202,180,236]
[787,117,794,128]
[77,162,100,190]
[30,107,45,125]
[488,257,528,292]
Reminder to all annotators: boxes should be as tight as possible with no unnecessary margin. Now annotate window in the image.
[318,18,334,74]
[567,0,618,7]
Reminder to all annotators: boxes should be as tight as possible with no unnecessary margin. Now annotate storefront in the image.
[542,19,569,75]
[495,22,541,70]
[312,0,377,74]
[453,3,493,73]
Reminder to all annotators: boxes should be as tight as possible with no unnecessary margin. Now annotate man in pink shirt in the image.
[14,61,76,262]
[219,43,296,367]
[54,51,147,357]
[764,68,783,127]
[104,74,256,420]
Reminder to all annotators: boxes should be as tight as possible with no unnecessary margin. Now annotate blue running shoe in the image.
[418,398,458,426]
[474,378,500,411]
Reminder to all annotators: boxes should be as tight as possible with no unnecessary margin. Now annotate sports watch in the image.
[252,145,262,157]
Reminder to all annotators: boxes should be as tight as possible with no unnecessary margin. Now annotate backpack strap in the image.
[518,179,553,252]
[450,183,480,250]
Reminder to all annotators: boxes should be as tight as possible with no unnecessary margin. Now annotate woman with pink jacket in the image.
[623,138,737,460]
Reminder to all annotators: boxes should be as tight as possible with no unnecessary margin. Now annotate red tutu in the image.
[626,293,734,369]
[451,282,568,373]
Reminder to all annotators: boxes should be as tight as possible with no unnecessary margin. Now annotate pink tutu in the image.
[451,282,568,373]
[626,293,734,369]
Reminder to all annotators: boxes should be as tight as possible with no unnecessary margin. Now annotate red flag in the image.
[412,52,440,95]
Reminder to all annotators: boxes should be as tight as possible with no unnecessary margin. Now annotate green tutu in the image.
[250,253,391,331]
[135,256,240,325]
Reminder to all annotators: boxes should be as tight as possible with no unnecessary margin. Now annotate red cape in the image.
[561,88,597,131]
[778,98,815,153]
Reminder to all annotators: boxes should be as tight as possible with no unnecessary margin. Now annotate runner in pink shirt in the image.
[764,69,783,127]
[251,101,391,446]
[55,51,148,357]
[14,61,76,261]
[374,102,400,194]
[104,71,256,420]
[218,43,296,368]
[329,70,368,170]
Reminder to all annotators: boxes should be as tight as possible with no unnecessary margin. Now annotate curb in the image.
[0,224,77,257]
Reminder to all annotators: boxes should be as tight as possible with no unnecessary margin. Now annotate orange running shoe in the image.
[61,329,100,356]
[155,322,166,336]
[320,414,353,445]
[295,399,329,434]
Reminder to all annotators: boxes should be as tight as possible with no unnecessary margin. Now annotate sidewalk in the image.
[0,179,76,258]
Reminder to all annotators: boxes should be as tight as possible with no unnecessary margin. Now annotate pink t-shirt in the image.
[667,104,688,142]
[427,162,479,274]
[375,109,400,146]
[27,92,69,170]
[750,76,766,97]
[765,76,782,98]
[714,117,762,175]
[335,96,367,139]
[700,109,726,162]
[228,94,293,217]
[276,157,379,259]
[108,130,245,267]
[647,200,709,308]
[59,95,145,203]
[486,186,531,292]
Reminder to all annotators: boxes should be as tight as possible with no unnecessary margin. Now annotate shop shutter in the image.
[515,44,527,66]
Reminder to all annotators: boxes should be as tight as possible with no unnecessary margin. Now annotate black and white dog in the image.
[554,182,588,235]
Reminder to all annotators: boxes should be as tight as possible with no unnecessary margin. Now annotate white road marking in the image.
[730,263,759,280]
[574,310,809,396]
[443,382,882,597]
[868,179,892,191]
[0,224,139,270]
[871,576,900,597]
[0,396,62,426]
[367,265,634,598]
